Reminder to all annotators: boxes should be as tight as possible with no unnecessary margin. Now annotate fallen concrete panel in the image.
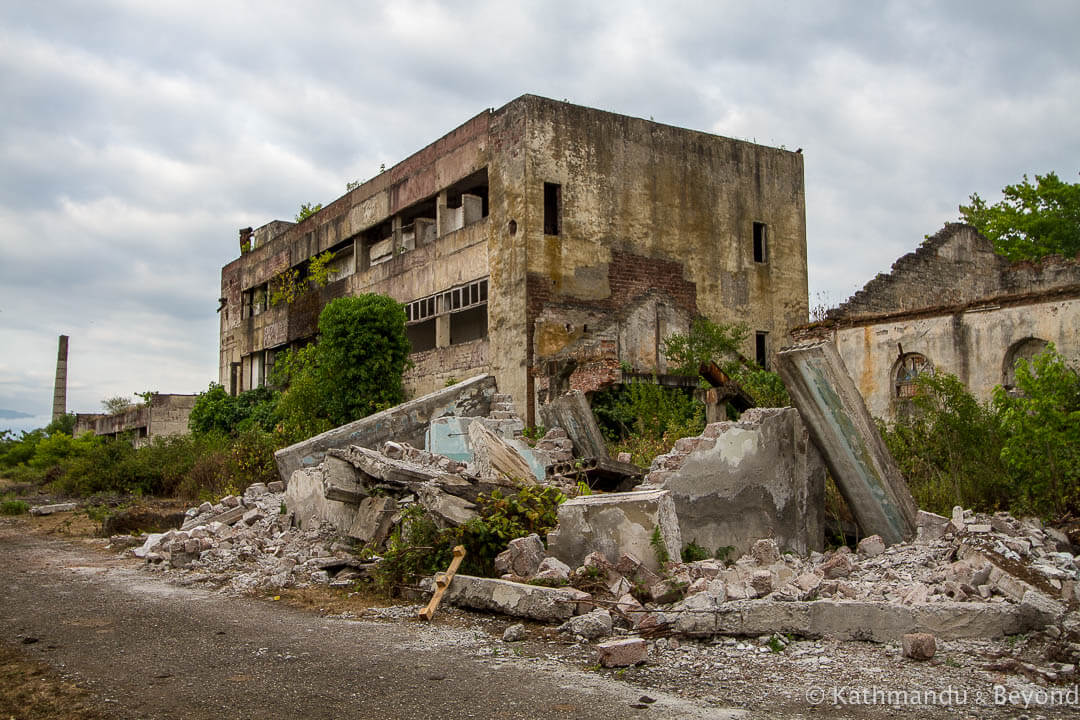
[285,467,359,532]
[538,390,608,459]
[436,575,591,622]
[547,489,682,574]
[777,341,917,544]
[29,502,77,516]
[668,599,1043,642]
[468,421,537,483]
[644,408,825,558]
[274,374,496,483]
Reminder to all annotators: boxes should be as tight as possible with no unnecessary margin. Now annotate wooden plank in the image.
[418,545,466,621]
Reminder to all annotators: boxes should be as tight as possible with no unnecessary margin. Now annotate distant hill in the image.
[0,409,33,419]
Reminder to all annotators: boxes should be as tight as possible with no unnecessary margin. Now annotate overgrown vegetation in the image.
[373,486,566,593]
[882,344,1080,520]
[592,380,704,467]
[0,294,410,504]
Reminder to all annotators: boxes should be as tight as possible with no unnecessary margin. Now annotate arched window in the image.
[1002,337,1048,390]
[894,353,932,398]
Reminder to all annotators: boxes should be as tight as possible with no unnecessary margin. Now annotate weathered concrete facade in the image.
[73,394,197,447]
[220,95,808,422]
[795,224,1080,420]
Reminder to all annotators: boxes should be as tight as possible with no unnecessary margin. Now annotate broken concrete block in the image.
[902,633,937,660]
[267,480,285,493]
[533,557,572,584]
[132,533,165,558]
[29,502,77,516]
[777,341,918,545]
[546,489,681,575]
[751,539,781,565]
[538,390,609,460]
[749,570,774,596]
[916,510,949,543]
[502,624,526,642]
[416,485,477,527]
[494,534,547,578]
[560,608,613,639]
[322,455,368,504]
[245,482,269,497]
[345,496,396,545]
[615,593,646,626]
[467,421,537,483]
[596,638,647,667]
[650,579,684,604]
[241,508,264,526]
[438,575,590,622]
[285,467,359,532]
[857,535,886,557]
[644,408,825,560]
[274,374,496,482]
[820,552,853,579]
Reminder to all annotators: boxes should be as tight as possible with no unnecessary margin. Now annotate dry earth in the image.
[1,506,1078,719]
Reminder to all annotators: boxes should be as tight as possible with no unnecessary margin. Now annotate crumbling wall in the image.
[642,408,826,558]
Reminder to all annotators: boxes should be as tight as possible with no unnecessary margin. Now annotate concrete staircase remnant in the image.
[777,341,918,545]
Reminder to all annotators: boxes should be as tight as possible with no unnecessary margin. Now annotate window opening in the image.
[544,183,561,235]
[755,332,768,369]
[753,222,768,263]
[895,352,932,398]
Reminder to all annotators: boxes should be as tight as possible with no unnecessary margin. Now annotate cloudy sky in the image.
[2,0,1078,432]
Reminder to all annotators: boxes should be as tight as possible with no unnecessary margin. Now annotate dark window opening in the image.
[407,319,437,353]
[755,332,768,369]
[450,305,488,345]
[544,183,561,235]
[753,222,768,263]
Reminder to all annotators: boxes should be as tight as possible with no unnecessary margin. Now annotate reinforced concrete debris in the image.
[108,379,1080,686]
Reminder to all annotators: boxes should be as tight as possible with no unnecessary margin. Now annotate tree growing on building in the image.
[959,171,1080,262]
[102,396,133,415]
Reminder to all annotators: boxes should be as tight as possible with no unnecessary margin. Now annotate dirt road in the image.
[0,530,745,720]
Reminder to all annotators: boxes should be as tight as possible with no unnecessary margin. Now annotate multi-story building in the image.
[219,95,809,424]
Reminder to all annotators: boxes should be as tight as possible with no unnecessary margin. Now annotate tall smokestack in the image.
[52,335,69,421]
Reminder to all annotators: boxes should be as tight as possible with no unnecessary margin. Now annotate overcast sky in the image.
[2,0,1078,432]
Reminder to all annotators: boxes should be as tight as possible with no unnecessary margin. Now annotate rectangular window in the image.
[544,183,561,235]
[753,222,768,263]
[755,332,768,369]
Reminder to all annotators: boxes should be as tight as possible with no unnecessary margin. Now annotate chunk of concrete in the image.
[561,608,613,639]
[533,557,572,584]
[495,534,547,578]
[285,467,359,532]
[902,633,937,660]
[538,390,609,459]
[467,421,536,484]
[29,502,77,516]
[345,496,397,544]
[857,535,886,557]
[596,638,647,667]
[777,341,918,545]
[274,374,496,482]
[416,485,477,528]
[322,455,368,504]
[645,408,825,559]
[438,575,591,622]
[546,489,682,575]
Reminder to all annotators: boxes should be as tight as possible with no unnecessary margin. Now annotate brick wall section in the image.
[403,339,489,397]
[829,224,1080,321]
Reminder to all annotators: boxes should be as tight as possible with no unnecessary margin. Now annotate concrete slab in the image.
[538,390,608,459]
[777,341,918,544]
[435,575,592,622]
[644,408,825,559]
[547,489,681,574]
[274,374,496,483]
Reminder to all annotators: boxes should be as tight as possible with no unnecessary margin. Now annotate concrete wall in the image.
[72,394,197,447]
[803,224,1080,420]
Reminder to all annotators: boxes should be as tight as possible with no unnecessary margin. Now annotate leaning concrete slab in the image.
[777,341,918,544]
[538,390,608,459]
[431,575,591,622]
[547,489,682,574]
[274,374,496,483]
[666,599,1044,642]
[644,408,825,559]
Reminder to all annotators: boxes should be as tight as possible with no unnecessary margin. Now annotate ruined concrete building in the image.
[74,394,198,447]
[795,224,1080,419]
[219,95,809,423]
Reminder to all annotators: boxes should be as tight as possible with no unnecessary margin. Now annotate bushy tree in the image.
[960,171,1080,261]
[102,396,133,414]
[993,344,1080,517]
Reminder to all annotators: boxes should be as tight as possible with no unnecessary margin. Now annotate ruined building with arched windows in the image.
[792,223,1080,420]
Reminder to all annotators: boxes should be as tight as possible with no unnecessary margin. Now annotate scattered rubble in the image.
[29,502,77,516]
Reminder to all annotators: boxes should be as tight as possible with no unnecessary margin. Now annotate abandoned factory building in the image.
[219,95,809,423]
[794,223,1080,420]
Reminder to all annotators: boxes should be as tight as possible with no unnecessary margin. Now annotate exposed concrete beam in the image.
[777,340,918,544]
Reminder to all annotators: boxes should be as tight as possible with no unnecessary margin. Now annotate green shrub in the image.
[681,540,710,563]
[1,498,29,515]
[593,380,705,467]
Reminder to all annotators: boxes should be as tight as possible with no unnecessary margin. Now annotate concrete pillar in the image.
[52,335,68,421]
[777,340,918,545]
[391,215,402,256]
[435,190,448,238]
[436,314,451,348]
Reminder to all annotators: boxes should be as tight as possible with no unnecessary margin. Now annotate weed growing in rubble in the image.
[1,498,29,515]
[650,526,671,566]
[680,540,710,563]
